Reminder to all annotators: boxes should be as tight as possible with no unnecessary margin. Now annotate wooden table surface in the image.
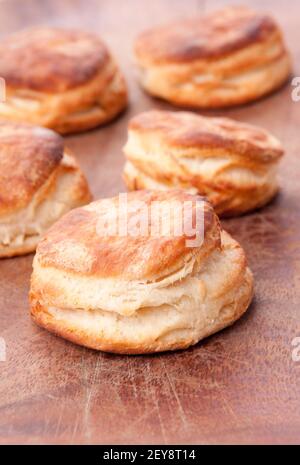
[0,0,300,445]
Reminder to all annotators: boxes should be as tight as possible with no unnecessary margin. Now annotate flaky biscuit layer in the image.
[0,122,91,257]
[0,28,127,133]
[123,111,284,217]
[134,6,291,108]
[31,231,253,354]
[30,191,253,353]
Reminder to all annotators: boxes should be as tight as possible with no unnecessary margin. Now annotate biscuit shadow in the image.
[64,104,129,139]
[221,190,282,227]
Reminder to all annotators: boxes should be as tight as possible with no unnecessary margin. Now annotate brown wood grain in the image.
[0,0,300,445]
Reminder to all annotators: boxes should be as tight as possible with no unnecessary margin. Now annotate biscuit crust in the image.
[0,28,127,133]
[0,28,109,92]
[123,111,284,217]
[30,191,254,354]
[33,190,219,281]
[134,6,291,108]
[0,122,92,257]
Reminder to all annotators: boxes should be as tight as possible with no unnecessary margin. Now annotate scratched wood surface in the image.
[0,0,300,445]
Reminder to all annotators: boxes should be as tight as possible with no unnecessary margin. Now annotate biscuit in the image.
[0,121,92,257]
[123,110,284,217]
[30,190,253,354]
[134,6,291,108]
[0,28,127,134]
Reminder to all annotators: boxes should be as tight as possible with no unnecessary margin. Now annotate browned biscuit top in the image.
[129,111,283,162]
[0,28,110,92]
[0,121,63,215]
[135,6,279,64]
[36,190,220,280]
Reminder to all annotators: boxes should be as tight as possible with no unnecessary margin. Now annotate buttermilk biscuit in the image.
[123,110,284,217]
[134,6,292,108]
[30,190,254,354]
[0,121,92,257]
[0,28,127,134]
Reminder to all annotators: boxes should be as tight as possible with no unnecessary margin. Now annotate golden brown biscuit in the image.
[0,121,92,257]
[30,190,253,354]
[0,28,127,134]
[134,6,292,108]
[123,110,284,217]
